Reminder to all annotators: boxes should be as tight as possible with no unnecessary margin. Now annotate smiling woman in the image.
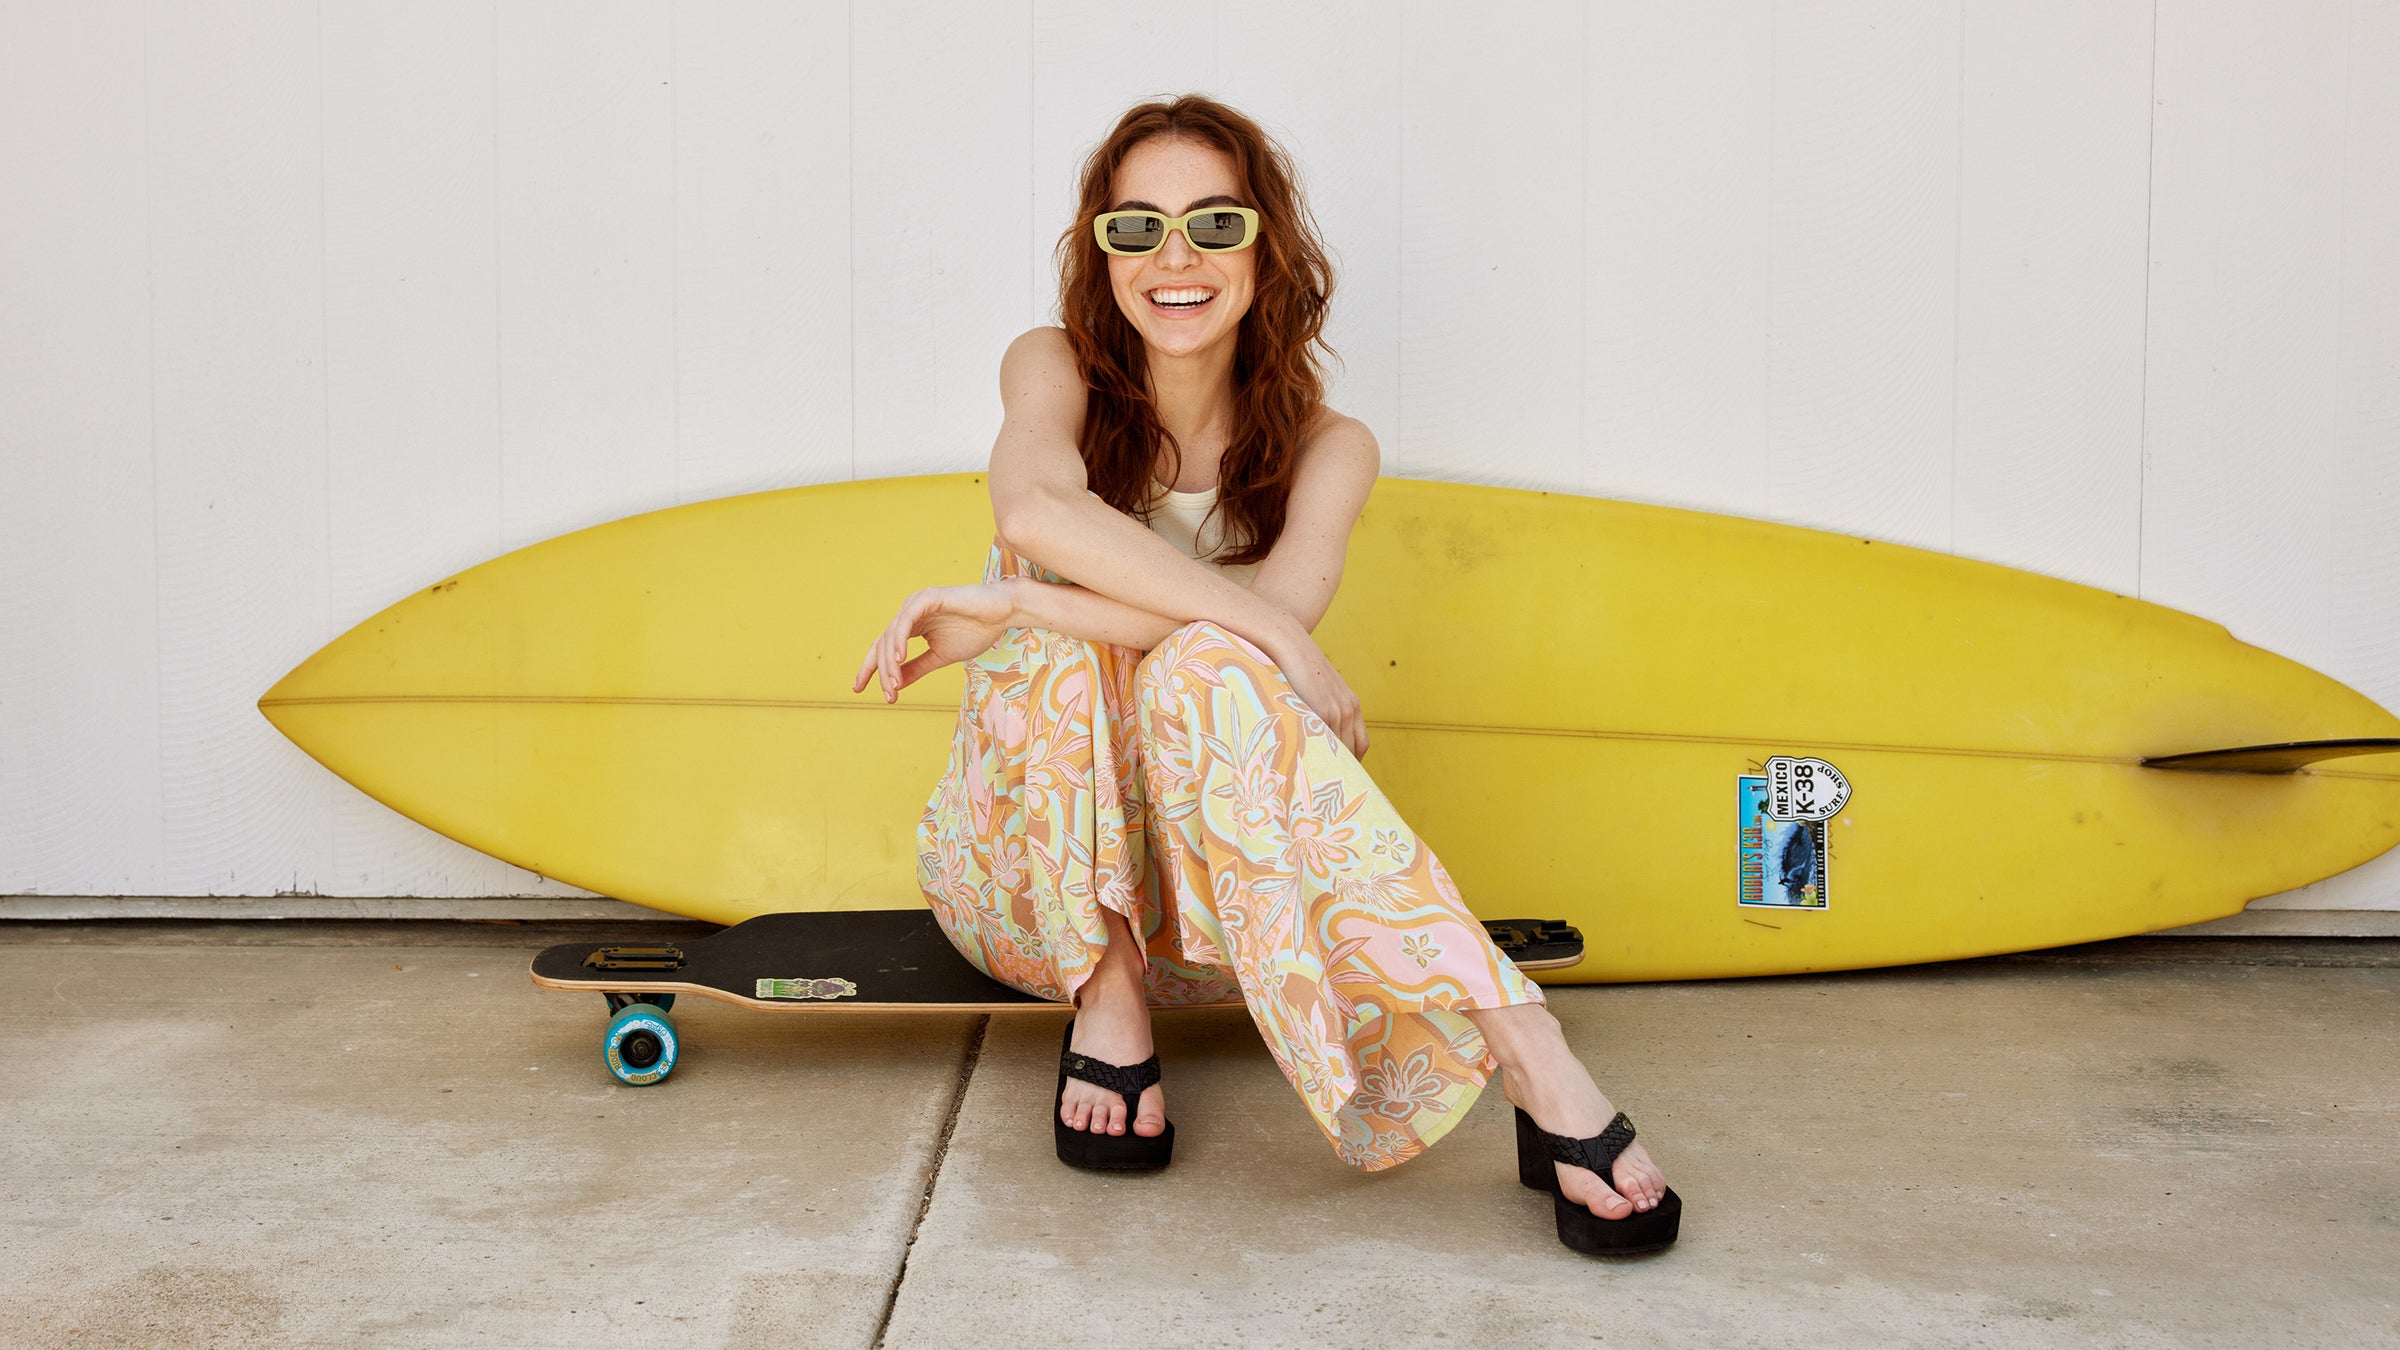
[1053,120,1330,561]
[850,93,1682,1256]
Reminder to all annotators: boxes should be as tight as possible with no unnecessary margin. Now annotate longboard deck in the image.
[530,909,1588,1015]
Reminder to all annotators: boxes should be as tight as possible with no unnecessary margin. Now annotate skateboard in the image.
[531,908,1587,1085]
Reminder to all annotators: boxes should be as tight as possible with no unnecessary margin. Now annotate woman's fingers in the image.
[897,648,942,690]
[880,596,916,701]
[855,593,919,700]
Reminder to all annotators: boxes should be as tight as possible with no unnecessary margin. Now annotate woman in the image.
[852,95,1680,1255]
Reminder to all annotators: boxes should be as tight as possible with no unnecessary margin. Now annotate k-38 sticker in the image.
[1738,757,1849,910]
[1763,756,1850,822]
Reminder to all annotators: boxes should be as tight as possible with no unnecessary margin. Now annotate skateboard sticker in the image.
[755,976,861,1001]
[1739,774,1829,909]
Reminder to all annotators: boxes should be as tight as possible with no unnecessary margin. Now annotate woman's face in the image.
[1104,136,1257,363]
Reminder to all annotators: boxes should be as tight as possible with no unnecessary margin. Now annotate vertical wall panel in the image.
[2326,0,2400,718]
[1764,0,1961,551]
[494,1,678,549]
[674,0,852,502]
[1217,2,1403,448]
[2140,0,2347,666]
[0,2,164,894]
[319,0,555,897]
[852,2,1033,481]
[1583,2,1773,510]
[2269,0,2400,913]
[1028,2,1215,319]
[2329,0,2400,717]
[1949,0,2152,593]
[145,1,335,894]
[1397,0,1585,486]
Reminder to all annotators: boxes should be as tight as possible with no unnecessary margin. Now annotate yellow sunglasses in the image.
[1091,205,1261,256]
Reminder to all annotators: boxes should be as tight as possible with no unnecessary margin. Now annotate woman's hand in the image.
[1264,625,1370,761]
[852,581,1017,703]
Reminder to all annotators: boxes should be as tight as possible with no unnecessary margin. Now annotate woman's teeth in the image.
[1148,288,1217,311]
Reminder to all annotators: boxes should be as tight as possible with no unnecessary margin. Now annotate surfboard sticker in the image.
[1763,756,1851,822]
[1739,775,1830,909]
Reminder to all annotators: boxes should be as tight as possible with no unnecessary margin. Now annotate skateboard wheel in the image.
[603,1002,678,1086]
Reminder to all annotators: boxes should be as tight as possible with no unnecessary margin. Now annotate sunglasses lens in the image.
[1186,210,1251,250]
[1101,213,1165,253]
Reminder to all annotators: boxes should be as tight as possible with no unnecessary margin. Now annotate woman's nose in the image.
[1157,226,1201,266]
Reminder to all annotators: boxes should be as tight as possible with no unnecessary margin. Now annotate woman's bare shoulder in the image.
[1298,405,1381,475]
[1001,325,1079,390]
[990,327,1089,510]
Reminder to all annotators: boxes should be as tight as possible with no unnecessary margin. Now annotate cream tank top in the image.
[1142,479,1260,585]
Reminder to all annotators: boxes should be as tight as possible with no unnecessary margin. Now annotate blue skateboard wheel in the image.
[603,1002,678,1085]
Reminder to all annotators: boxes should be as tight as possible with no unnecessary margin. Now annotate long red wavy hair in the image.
[1053,95,1337,567]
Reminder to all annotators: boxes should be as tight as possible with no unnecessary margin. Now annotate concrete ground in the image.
[2,924,2396,1348]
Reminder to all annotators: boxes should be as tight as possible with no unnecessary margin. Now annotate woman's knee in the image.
[1136,619,1279,698]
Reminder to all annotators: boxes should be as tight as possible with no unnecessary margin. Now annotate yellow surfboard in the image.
[257,472,2400,982]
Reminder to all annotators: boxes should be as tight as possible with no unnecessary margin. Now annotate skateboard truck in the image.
[1481,919,1583,968]
[584,944,686,972]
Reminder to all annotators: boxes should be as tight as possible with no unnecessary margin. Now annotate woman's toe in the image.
[1591,1183,1635,1219]
[1132,1086,1167,1137]
[1561,1166,1634,1219]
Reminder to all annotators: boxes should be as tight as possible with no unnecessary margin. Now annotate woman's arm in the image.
[1242,413,1379,632]
[986,327,1310,659]
[982,326,1374,756]
[994,409,1380,652]
[998,577,1189,652]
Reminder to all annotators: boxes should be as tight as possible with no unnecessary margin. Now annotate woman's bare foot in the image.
[1466,1002,1668,1219]
[1059,907,1167,1138]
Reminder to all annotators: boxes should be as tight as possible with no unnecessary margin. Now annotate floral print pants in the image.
[914,537,1545,1171]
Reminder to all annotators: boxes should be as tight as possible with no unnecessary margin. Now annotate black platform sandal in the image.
[1053,1023,1174,1172]
[1514,1106,1682,1254]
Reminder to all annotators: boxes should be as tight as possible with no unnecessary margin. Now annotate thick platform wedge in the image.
[1054,1023,1175,1172]
[1514,1106,1682,1254]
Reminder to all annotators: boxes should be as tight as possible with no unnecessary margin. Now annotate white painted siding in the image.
[2,1,2394,910]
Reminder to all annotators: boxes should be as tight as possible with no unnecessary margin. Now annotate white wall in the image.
[2,0,2395,910]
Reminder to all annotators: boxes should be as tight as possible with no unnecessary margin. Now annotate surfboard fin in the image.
[2141,738,2400,774]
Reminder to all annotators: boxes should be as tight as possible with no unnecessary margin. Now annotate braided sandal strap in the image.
[1060,1046,1162,1099]
[1539,1110,1637,1177]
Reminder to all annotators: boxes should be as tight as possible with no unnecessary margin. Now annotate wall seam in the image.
[1395,1,1405,478]
[2327,0,2356,649]
[492,2,506,547]
[141,0,165,894]
[1949,0,1964,555]
[1580,0,1590,496]
[2135,0,2159,597]
[845,2,856,479]
[670,2,682,502]
[316,0,334,891]
[1764,2,1778,510]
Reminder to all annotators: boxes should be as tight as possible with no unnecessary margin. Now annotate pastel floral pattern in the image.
[914,536,1546,1172]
